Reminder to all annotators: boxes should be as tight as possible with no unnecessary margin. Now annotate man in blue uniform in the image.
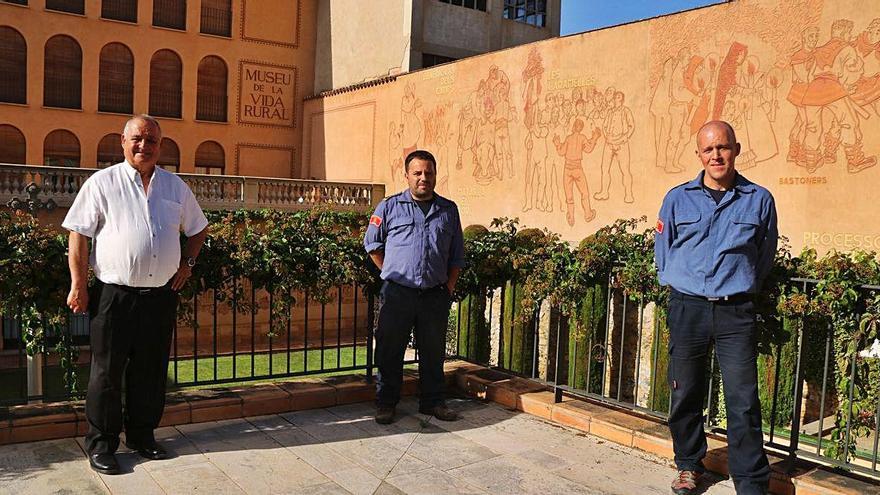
[364,149,465,424]
[655,121,777,495]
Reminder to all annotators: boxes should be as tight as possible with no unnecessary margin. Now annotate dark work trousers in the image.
[666,290,770,495]
[85,281,177,455]
[375,280,450,409]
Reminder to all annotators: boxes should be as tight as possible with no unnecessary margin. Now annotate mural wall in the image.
[303,0,880,252]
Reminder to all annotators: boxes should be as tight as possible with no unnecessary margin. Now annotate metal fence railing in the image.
[449,276,880,480]
[0,282,396,406]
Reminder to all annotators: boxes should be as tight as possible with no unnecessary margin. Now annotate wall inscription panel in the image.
[238,61,297,127]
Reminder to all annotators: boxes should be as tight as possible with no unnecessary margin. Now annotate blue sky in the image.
[560,0,725,35]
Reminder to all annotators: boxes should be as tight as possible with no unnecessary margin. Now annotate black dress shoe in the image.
[419,403,459,421]
[125,441,169,460]
[375,405,396,425]
[89,453,120,475]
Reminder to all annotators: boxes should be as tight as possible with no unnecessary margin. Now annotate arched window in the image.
[195,141,224,175]
[44,35,82,109]
[153,0,186,30]
[0,27,27,104]
[149,49,182,118]
[0,125,26,164]
[102,0,137,23]
[196,56,227,122]
[200,0,231,37]
[96,133,123,168]
[46,0,84,14]
[158,138,179,172]
[44,129,80,168]
[98,43,134,114]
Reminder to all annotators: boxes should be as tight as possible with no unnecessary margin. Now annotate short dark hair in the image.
[404,149,437,173]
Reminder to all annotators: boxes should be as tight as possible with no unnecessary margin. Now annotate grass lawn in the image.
[0,346,374,403]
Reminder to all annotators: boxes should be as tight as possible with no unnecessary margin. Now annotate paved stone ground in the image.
[0,397,738,495]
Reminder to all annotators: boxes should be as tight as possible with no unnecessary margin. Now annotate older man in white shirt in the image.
[63,115,208,475]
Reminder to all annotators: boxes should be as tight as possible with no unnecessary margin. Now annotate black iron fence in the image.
[449,276,880,479]
[0,281,392,405]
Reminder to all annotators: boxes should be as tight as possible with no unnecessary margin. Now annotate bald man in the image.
[64,115,208,474]
[655,121,777,495]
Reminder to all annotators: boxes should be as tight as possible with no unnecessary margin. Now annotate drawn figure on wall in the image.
[424,103,454,193]
[553,118,601,226]
[720,51,780,170]
[649,47,693,173]
[792,19,876,174]
[389,121,404,179]
[488,66,516,181]
[595,91,635,203]
[473,80,498,184]
[851,19,880,117]
[523,97,551,212]
[400,82,423,159]
[787,27,820,167]
[522,47,544,131]
[456,86,480,171]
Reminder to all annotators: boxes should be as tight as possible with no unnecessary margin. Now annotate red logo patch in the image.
[369,215,382,227]
[656,219,664,234]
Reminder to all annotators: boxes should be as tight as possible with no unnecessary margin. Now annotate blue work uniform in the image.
[655,171,778,495]
[364,189,465,409]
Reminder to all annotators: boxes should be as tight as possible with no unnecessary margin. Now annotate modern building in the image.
[312,0,561,93]
[0,0,560,177]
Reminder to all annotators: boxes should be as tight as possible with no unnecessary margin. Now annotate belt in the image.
[671,289,752,304]
[387,280,448,295]
[106,282,172,296]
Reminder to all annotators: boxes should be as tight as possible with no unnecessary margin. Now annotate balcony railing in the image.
[0,163,384,212]
[450,276,880,480]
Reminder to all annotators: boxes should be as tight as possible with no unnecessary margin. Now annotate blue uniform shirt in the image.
[654,171,778,297]
[364,189,466,289]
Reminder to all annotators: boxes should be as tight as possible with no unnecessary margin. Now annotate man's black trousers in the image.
[666,290,770,495]
[85,282,177,455]
[374,280,450,409]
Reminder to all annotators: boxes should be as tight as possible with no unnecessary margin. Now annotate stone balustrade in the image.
[0,163,384,212]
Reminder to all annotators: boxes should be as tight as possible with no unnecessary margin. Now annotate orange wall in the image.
[304,0,880,254]
[0,0,315,177]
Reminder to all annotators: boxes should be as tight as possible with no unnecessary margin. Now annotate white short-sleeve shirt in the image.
[62,162,209,287]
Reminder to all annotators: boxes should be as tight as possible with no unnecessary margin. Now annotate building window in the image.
[153,0,186,30]
[503,0,546,27]
[438,0,486,11]
[46,0,84,14]
[44,35,82,109]
[0,27,27,104]
[102,0,137,22]
[200,0,231,37]
[44,129,80,167]
[195,141,224,174]
[0,125,26,164]
[196,56,227,122]
[98,43,134,114]
[149,49,182,118]
[96,133,123,168]
[422,53,457,68]
[158,138,179,172]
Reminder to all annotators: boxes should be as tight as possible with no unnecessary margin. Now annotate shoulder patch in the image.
[369,215,382,227]
[656,219,664,234]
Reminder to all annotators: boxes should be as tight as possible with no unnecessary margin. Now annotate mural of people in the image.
[388,121,403,179]
[793,19,876,173]
[649,47,693,173]
[553,118,601,226]
[595,91,635,203]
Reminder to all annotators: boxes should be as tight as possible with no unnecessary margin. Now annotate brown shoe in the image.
[419,403,459,421]
[375,405,395,424]
[671,470,700,494]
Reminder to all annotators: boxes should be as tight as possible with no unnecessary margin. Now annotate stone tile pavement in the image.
[0,396,738,495]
